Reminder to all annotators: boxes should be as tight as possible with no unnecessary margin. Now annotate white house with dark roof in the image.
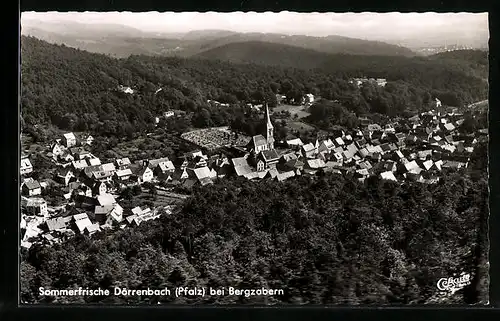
[22,180,41,196]
[21,196,48,218]
[63,132,77,148]
[20,156,33,175]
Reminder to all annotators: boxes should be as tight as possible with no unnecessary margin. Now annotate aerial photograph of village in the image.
[19,12,489,305]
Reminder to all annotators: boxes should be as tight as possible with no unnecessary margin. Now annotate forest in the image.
[21,36,488,141]
[20,142,489,305]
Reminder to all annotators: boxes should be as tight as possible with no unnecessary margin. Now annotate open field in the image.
[287,121,316,133]
[272,104,311,119]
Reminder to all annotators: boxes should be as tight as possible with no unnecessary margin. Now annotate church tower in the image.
[265,103,274,150]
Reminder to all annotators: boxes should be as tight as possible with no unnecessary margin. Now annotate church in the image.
[247,103,280,171]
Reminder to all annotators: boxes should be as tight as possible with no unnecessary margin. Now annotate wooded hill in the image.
[21,36,488,139]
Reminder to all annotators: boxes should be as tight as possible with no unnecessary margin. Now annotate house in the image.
[443,123,456,132]
[417,150,433,161]
[114,168,133,183]
[172,168,190,181]
[81,135,94,146]
[301,143,316,158]
[96,193,117,207]
[380,171,397,182]
[400,160,422,174]
[63,132,77,148]
[87,158,101,167]
[101,163,117,173]
[84,223,100,236]
[334,137,345,147]
[72,159,88,171]
[45,217,66,232]
[50,143,65,157]
[22,180,42,196]
[249,134,271,153]
[187,166,217,184]
[115,158,132,169]
[286,138,304,150]
[367,124,382,132]
[232,157,254,177]
[70,147,91,160]
[421,159,435,171]
[282,158,305,172]
[130,165,154,183]
[92,181,107,196]
[21,196,48,217]
[55,168,75,186]
[259,149,280,169]
[305,159,326,170]
[163,110,175,118]
[153,160,176,179]
[72,213,93,234]
[20,156,33,175]
[94,203,123,225]
[276,170,296,182]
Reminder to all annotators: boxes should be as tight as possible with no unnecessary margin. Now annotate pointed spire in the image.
[265,102,273,128]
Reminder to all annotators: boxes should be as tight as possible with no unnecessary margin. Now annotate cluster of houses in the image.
[349,77,388,87]
[181,104,486,186]
[20,100,486,250]
[20,132,180,249]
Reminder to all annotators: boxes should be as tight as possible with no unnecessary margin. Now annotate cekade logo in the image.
[436,273,471,293]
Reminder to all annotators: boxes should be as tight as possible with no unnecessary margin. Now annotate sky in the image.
[21,11,488,42]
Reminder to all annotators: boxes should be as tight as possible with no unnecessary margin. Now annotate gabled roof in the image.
[380,171,397,181]
[281,152,298,162]
[73,160,88,169]
[422,160,434,170]
[75,218,93,233]
[261,149,280,162]
[404,160,421,172]
[95,205,114,215]
[97,193,116,206]
[24,180,41,190]
[87,158,101,166]
[63,132,76,140]
[85,223,100,233]
[334,137,345,146]
[157,161,175,172]
[287,138,304,146]
[101,163,116,172]
[21,158,32,168]
[115,168,133,177]
[115,158,131,166]
[276,171,295,181]
[148,157,171,168]
[252,135,268,147]
[307,159,326,169]
[232,157,250,167]
[302,143,315,153]
[46,217,66,231]
[191,166,213,181]
[444,123,456,131]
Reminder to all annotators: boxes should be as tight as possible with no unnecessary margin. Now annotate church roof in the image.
[252,135,268,147]
[261,149,280,162]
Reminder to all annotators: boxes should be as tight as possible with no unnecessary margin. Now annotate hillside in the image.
[428,50,489,80]
[20,36,488,138]
[21,19,416,58]
[194,41,334,69]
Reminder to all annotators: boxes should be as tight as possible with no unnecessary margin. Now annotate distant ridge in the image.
[20,19,416,59]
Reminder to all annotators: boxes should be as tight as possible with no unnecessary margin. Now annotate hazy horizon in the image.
[21,11,489,48]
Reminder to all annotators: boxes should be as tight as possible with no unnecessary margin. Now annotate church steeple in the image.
[265,103,274,149]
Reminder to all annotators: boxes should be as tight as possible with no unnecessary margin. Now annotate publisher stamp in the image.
[436,273,471,294]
